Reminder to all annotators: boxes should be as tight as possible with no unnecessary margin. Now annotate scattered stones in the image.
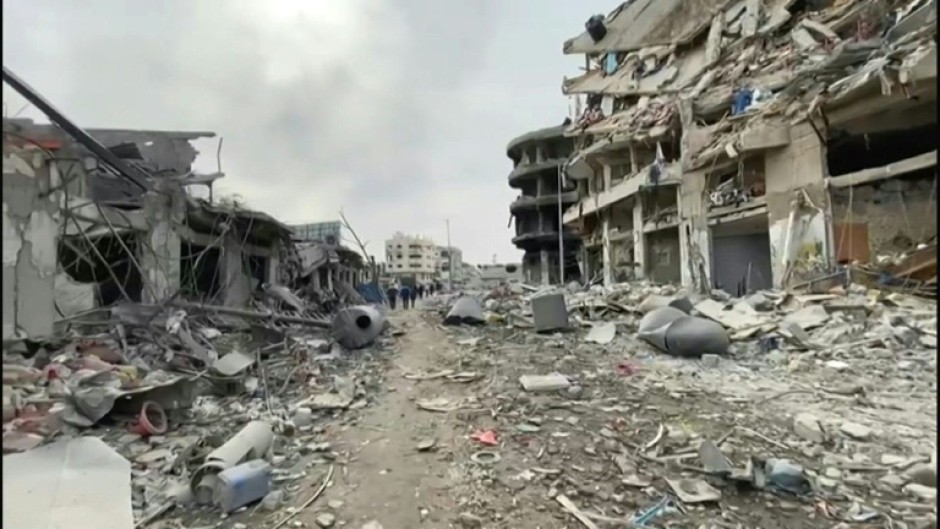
[903,463,938,487]
[902,483,938,502]
[260,490,284,511]
[456,512,484,528]
[700,354,721,368]
[792,413,826,443]
[416,438,437,452]
[316,512,336,528]
[840,422,872,440]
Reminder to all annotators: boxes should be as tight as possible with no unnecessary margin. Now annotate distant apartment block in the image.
[385,232,439,282]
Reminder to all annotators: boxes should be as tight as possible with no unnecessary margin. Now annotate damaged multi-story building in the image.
[506,125,582,285]
[2,68,368,342]
[560,0,936,295]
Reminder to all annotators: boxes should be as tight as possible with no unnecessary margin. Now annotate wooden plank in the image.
[828,151,937,188]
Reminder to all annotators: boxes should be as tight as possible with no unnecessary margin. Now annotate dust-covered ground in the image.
[284,294,936,529]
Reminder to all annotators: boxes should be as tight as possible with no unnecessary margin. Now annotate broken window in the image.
[58,230,143,307]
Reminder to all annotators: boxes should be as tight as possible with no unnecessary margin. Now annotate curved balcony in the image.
[509,191,579,214]
[506,124,567,156]
[512,230,581,251]
[507,158,566,187]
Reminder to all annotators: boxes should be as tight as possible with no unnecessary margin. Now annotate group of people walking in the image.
[385,283,437,309]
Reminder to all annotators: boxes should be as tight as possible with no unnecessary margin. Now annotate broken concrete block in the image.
[903,483,937,502]
[904,463,938,488]
[792,413,826,443]
[701,354,721,368]
[519,374,570,393]
[839,422,872,440]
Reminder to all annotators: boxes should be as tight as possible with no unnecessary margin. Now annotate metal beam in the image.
[2,66,152,192]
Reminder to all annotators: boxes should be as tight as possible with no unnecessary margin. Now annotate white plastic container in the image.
[213,459,272,513]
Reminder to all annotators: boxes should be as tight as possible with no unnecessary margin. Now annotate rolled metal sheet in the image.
[663,316,730,357]
[332,305,386,349]
[637,306,729,357]
[444,296,485,326]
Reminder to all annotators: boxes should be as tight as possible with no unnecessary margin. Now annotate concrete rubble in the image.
[2,68,394,528]
[420,276,937,528]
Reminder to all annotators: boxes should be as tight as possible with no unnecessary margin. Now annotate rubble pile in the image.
[420,280,937,528]
[2,299,397,528]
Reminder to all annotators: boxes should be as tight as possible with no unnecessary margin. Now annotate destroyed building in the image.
[561,0,936,296]
[506,124,582,285]
[2,68,369,342]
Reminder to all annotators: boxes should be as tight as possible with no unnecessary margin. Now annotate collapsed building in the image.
[560,0,936,296]
[506,125,582,285]
[2,68,369,343]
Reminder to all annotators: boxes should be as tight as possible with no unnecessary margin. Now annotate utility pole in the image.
[445,219,453,291]
[557,164,565,285]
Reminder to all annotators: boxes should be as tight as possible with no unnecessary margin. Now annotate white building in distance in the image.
[385,233,439,282]
[437,246,464,283]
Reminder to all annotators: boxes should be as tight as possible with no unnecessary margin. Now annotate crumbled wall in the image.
[830,173,937,257]
[2,148,59,341]
[764,123,830,287]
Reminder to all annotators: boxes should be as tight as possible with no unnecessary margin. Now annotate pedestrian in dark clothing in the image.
[386,285,398,309]
[408,286,418,307]
[399,286,412,309]
[416,285,425,299]
[429,284,435,296]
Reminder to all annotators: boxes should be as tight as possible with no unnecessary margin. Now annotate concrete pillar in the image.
[765,123,830,288]
[632,199,646,279]
[602,215,612,287]
[603,164,612,192]
[539,249,550,286]
[678,170,711,292]
[221,236,252,307]
[140,181,185,304]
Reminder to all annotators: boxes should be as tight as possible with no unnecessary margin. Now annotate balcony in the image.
[507,159,565,187]
[509,191,578,214]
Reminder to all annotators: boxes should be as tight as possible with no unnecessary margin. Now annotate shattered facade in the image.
[506,125,582,285]
[561,0,937,296]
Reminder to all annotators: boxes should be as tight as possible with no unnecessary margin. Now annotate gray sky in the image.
[3,0,612,264]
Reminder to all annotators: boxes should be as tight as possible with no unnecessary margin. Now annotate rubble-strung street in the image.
[3,0,938,528]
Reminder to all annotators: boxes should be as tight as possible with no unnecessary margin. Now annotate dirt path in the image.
[303,306,470,528]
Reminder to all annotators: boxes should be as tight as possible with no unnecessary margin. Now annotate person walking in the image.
[386,283,398,310]
[416,284,425,300]
[399,285,412,309]
[408,285,418,308]
[428,284,434,296]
